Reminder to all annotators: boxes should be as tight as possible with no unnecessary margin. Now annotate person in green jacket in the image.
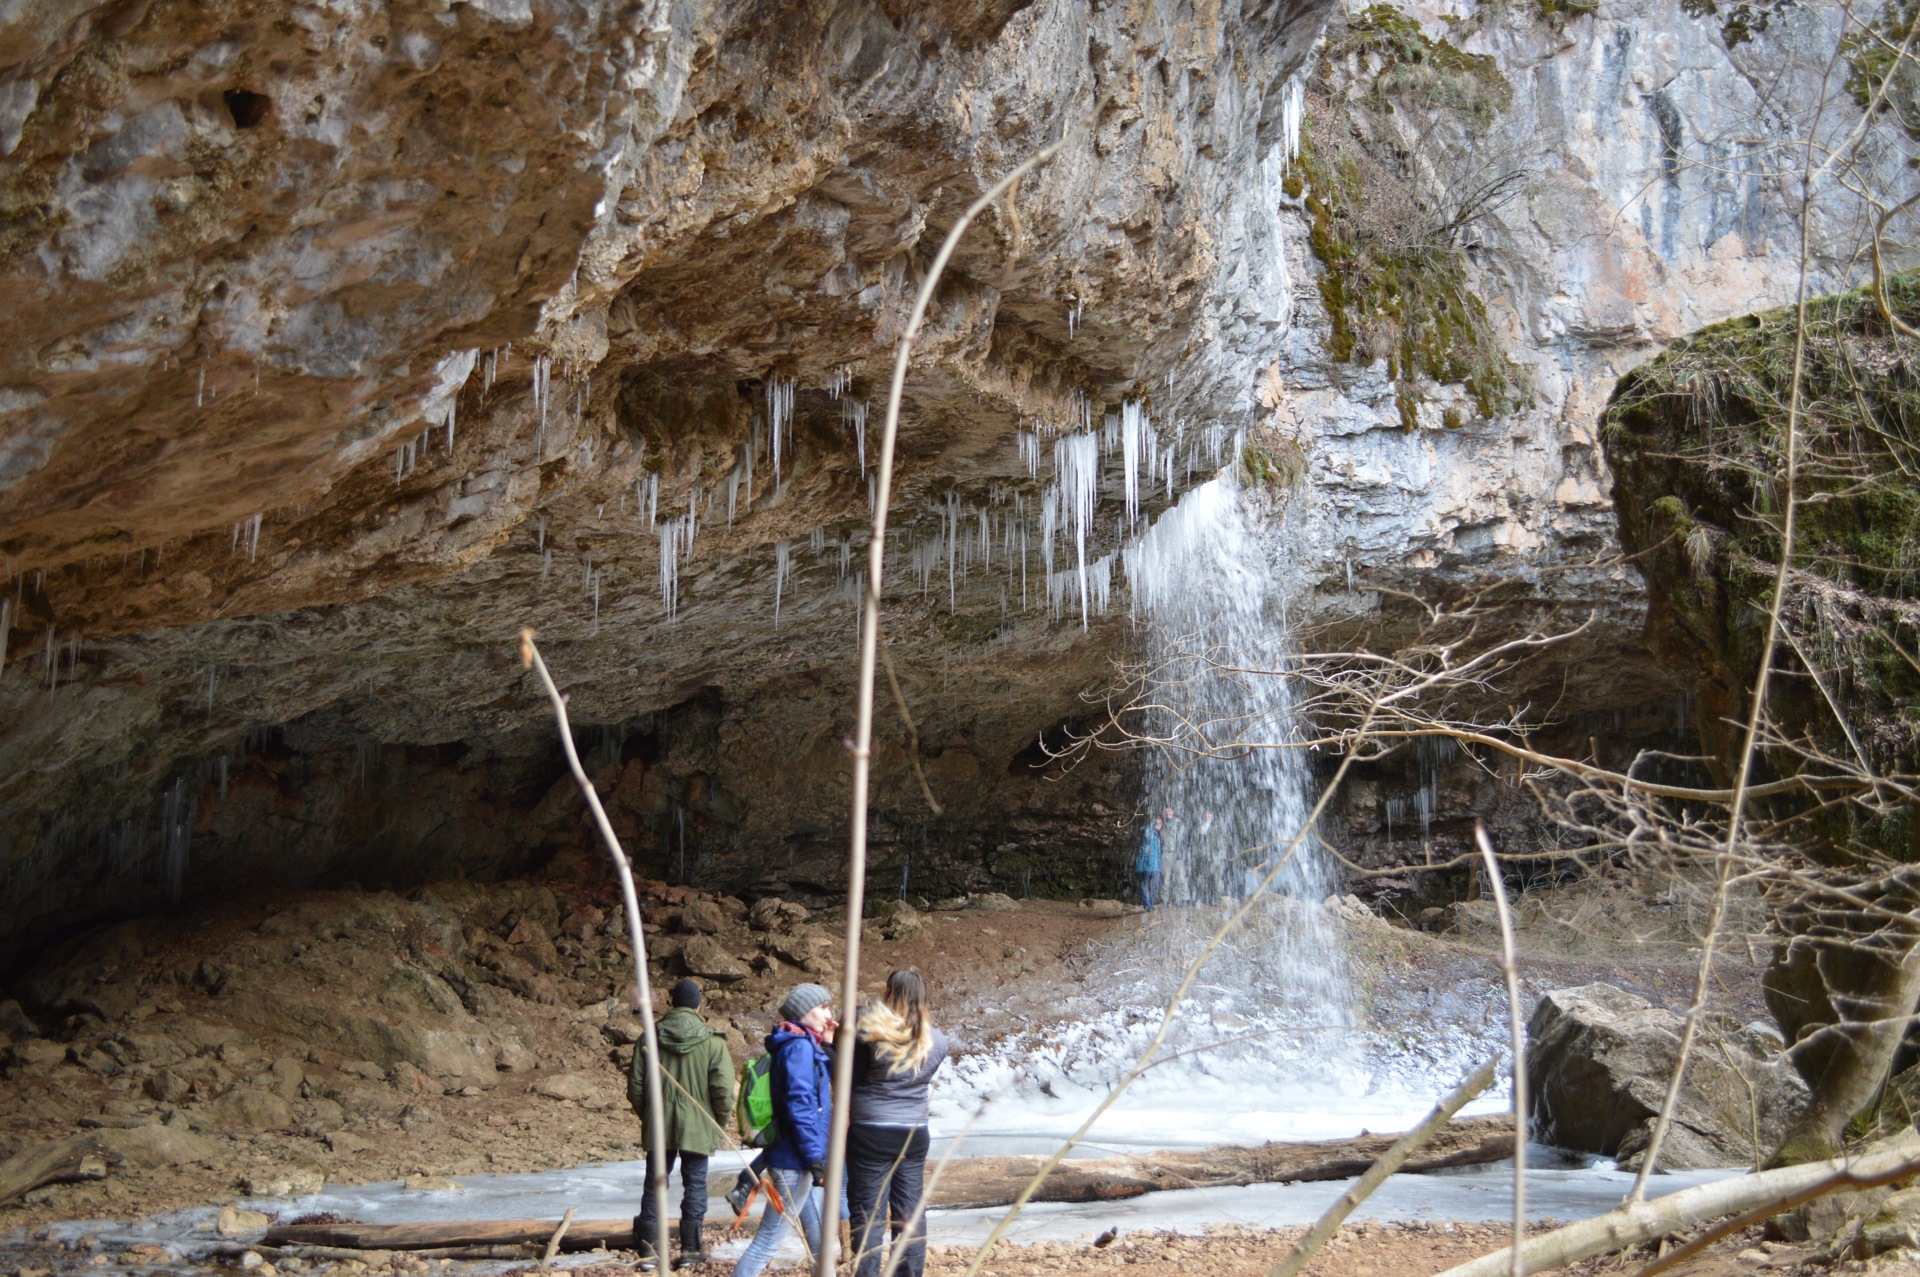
[630,978,735,1270]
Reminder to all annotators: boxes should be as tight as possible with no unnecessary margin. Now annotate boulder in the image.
[263,1056,305,1101]
[96,1125,219,1169]
[678,899,726,934]
[1445,899,1500,941]
[13,1038,67,1072]
[763,926,834,974]
[145,1068,189,1104]
[1857,1188,1920,1256]
[749,898,809,933]
[878,903,922,941]
[1527,983,1807,1169]
[532,1073,600,1102]
[217,1206,272,1238]
[681,935,750,982]
[1080,899,1128,918]
[206,1087,296,1131]
[241,1168,325,1198]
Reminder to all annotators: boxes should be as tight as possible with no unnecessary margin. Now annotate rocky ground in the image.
[0,867,1801,1276]
[0,874,1137,1231]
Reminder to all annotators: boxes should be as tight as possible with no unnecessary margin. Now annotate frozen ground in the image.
[934,901,1516,1153]
[22,1153,1738,1269]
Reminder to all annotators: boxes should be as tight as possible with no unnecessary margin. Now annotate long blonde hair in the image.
[858,969,934,1073]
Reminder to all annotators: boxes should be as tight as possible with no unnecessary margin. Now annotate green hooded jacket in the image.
[628,1006,734,1156]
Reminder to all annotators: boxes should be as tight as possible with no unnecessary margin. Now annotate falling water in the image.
[1123,476,1353,1029]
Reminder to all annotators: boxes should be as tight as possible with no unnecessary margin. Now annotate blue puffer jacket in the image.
[766,1022,833,1173]
[1135,826,1162,874]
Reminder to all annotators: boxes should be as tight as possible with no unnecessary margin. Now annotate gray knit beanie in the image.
[779,982,832,1023]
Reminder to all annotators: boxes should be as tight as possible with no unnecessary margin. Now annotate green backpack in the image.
[736,1054,778,1148]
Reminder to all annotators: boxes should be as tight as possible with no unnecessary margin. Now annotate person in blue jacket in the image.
[1136,817,1164,912]
[732,982,838,1277]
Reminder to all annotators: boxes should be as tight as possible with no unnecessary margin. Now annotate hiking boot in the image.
[670,1254,708,1270]
[725,1177,753,1215]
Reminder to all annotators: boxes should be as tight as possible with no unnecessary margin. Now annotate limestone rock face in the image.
[0,0,1911,953]
[1279,0,1918,884]
[1526,983,1807,1169]
[0,0,1329,948]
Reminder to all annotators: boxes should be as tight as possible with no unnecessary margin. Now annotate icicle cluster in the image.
[229,513,263,562]
[766,375,794,487]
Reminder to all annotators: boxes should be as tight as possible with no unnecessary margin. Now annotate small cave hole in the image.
[1008,721,1084,776]
[223,88,272,130]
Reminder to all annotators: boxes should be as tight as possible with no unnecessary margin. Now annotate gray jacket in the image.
[848,1028,949,1126]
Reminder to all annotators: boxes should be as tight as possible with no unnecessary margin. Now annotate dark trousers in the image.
[1137,871,1161,911]
[847,1123,930,1277]
[632,1148,709,1256]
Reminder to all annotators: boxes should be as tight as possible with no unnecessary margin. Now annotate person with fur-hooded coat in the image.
[846,970,949,1277]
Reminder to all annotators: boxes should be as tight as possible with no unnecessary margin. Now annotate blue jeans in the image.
[633,1148,707,1258]
[730,1165,821,1277]
[1137,871,1160,911]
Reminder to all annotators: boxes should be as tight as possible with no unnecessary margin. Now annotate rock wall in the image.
[0,0,1912,953]
[1267,0,1917,886]
[0,0,1327,953]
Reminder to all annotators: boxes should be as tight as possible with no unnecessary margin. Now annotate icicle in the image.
[1052,431,1100,629]
[446,401,456,452]
[658,519,680,620]
[766,376,794,487]
[537,516,547,553]
[542,548,552,579]
[1018,428,1040,478]
[196,362,206,408]
[43,625,54,690]
[1120,400,1150,530]
[1067,296,1082,337]
[773,539,791,626]
[844,399,869,478]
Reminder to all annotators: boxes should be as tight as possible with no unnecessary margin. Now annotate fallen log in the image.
[238,1244,546,1263]
[263,1117,1520,1254]
[1433,1130,1920,1277]
[262,1219,634,1253]
[926,1113,1517,1210]
[0,1135,116,1205]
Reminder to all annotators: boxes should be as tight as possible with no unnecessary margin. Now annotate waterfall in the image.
[1122,476,1353,1031]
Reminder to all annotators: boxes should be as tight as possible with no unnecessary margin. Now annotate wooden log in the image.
[0,1135,116,1205]
[263,1117,1520,1254]
[262,1219,634,1253]
[927,1113,1517,1210]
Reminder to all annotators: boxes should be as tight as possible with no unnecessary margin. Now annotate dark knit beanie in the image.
[670,978,702,1009]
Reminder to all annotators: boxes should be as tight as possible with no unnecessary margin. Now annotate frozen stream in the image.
[20,1148,1740,1269]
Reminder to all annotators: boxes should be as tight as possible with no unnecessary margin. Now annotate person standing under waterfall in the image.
[1136,817,1163,912]
[1158,806,1183,902]
[629,978,733,1271]
[847,969,948,1277]
[732,983,837,1277]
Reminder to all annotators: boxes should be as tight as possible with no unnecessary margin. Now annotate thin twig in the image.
[1267,1056,1500,1277]
[880,627,942,815]
[1476,820,1528,1277]
[538,1207,575,1270]
[518,631,671,1267]
[819,126,1087,1277]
